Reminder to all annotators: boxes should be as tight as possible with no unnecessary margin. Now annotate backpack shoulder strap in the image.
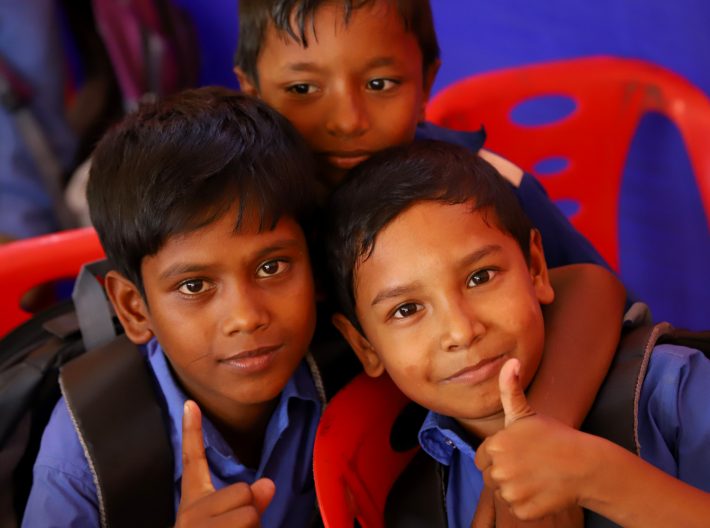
[384,448,448,527]
[583,307,710,527]
[59,335,174,528]
[307,334,364,403]
[583,303,710,455]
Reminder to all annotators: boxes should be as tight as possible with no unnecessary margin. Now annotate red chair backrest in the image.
[0,227,105,338]
[426,56,710,271]
[314,373,418,528]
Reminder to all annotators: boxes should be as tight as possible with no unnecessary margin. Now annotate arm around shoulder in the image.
[529,263,625,427]
[578,433,710,528]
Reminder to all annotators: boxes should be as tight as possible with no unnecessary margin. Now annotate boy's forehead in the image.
[352,201,514,292]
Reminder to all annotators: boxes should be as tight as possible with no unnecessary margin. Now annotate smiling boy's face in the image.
[108,208,316,421]
[236,0,439,187]
[336,201,554,435]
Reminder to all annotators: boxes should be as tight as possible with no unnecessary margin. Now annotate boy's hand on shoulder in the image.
[176,401,275,528]
[475,359,592,523]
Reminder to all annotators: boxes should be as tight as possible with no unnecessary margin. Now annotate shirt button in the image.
[445,439,455,447]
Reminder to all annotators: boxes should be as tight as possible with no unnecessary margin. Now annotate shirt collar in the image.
[418,410,480,466]
[143,338,320,483]
[416,122,487,152]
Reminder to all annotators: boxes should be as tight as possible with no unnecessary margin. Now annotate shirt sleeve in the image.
[638,344,710,493]
[21,399,100,527]
[514,174,611,269]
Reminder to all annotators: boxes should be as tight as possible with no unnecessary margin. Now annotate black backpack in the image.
[0,260,173,528]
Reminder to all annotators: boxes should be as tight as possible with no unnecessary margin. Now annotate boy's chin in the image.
[317,163,349,190]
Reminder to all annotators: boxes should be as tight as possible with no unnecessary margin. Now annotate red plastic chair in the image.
[426,56,710,271]
[313,372,418,528]
[0,227,105,338]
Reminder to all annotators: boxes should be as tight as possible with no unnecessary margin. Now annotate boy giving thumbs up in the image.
[326,140,710,527]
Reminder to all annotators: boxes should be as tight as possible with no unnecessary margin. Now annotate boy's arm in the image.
[477,360,710,528]
[530,263,625,427]
[21,399,101,527]
[176,401,274,528]
[579,438,710,528]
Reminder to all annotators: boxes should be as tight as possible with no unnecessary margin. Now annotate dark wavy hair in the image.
[87,86,316,295]
[235,0,439,88]
[325,140,533,327]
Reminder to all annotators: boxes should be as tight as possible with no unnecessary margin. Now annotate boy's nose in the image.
[325,89,369,137]
[221,292,270,335]
[439,297,485,352]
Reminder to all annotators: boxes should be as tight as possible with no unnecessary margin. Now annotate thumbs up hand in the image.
[474,359,587,524]
[499,358,536,427]
[175,401,275,528]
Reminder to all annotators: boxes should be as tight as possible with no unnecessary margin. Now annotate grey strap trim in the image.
[59,375,109,528]
[305,352,327,410]
[71,260,117,351]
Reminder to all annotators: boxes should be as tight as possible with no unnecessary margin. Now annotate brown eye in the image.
[366,78,399,91]
[287,83,315,95]
[393,302,423,319]
[257,259,290,278]
[468,269,496,288]
[178,279,206,295]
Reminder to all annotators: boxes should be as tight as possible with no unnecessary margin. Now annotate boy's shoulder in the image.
[32,396,93,479]
[25,335,174,527]
[583,313,710,454]
[415,121,486,152]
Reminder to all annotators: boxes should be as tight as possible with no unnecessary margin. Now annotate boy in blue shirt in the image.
[233,0,626,494]
[23,88,323,527]
[325,140,710,527]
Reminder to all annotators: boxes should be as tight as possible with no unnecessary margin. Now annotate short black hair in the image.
[87,86,316,295]
[235,0,440,87]
[325,140,534,326]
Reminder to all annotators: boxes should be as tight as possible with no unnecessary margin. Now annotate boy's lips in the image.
[219,344,282,373]
[320,150,371,170]
[442,354,507,385]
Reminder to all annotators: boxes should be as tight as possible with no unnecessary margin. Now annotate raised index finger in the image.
[180,400,215,503]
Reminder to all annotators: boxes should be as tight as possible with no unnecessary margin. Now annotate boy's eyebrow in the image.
[157,239,304,280]
[368,244,503,307]
[284,61,318,72]
[458,244,503,268]
[370,282,423,307]
[364,57,397,70]
[282,56,397,74]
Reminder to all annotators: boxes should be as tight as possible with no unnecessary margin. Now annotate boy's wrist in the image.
[575,433,626,512]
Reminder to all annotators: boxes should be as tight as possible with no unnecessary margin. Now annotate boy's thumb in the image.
[251,478,276,514]
[499,358,534,427]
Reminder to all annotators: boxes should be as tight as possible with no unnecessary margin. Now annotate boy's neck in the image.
[457,412,506,440]
[205,397,280,469]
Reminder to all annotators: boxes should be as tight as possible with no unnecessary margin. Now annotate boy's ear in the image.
[332,313,385,378]
[234,67,259,96]
[419,58,441,121]
[528,229,555,305]
[104,270,154,344]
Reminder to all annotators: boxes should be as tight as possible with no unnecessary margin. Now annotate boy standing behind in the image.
[233,0,624,447]
[23,88,323,527]
[325,140,710,527]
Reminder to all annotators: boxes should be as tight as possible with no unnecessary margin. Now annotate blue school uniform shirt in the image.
[22,338,322,527]
[416,122,608,270]
[418,344,710,527]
